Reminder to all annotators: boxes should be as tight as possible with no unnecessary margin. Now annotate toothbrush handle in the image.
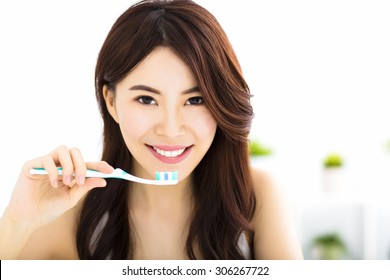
[29,168,178,185]
[29,167,112,178]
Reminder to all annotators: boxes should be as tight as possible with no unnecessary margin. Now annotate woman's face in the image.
[104,47,217,181]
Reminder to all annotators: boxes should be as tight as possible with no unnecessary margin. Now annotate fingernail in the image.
[65,176,73,185]
[52,179,58,188]
[77,176,85,185]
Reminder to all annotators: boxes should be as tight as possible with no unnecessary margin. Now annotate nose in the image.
[154,107,186,137]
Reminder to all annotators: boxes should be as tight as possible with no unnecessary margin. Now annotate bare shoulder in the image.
[250,167,303,259]
[19,206,80,259]
[250,167,286,212]
[250,167,276,201]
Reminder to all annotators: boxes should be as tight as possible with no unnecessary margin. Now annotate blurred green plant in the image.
[248,139,272,156]
[386,139,390,153]
[323,153,343,168]
[312,233,347,260]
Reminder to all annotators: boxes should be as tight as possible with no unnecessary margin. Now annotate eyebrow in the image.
[128,84,200,95]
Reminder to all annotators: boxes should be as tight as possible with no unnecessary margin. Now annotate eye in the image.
[136,95,157,105]
[185,96,204,105]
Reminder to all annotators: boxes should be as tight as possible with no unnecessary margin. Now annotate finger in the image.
[41,155,60,188]
[86,161,115,174]
[69,147,87,186]
[24,155,59,188]
[52,145,74,186]
[67,178,107,207]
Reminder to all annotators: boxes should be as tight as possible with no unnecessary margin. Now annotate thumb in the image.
[67,178,107,207]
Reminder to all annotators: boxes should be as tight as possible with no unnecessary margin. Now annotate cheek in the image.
[190,110,217,142]
[117,108,153,142]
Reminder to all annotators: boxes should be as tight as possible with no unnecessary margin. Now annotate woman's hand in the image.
[5,145,114,229]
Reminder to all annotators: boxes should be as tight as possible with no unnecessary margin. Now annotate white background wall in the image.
[0,0,390,257]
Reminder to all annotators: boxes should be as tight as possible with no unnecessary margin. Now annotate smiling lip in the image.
[147,144,193,164]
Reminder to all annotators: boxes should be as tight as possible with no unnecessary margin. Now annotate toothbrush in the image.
[29,167,178,186]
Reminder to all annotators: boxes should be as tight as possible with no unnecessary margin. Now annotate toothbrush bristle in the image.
[155,171,178,181]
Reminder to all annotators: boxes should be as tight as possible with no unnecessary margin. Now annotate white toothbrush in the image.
[29,167,178,186]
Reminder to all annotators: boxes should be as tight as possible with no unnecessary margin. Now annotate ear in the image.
[103,85,119,123]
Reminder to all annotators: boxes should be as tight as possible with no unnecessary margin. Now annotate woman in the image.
[0,0,302,259]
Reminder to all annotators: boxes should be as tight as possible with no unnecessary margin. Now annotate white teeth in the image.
[153,147,186,157]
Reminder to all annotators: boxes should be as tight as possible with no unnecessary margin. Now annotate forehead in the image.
[118,47,197,89]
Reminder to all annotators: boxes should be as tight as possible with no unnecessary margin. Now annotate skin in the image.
[0,47,303,260]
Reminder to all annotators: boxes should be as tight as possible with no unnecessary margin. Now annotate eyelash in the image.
[185,96,204,105]
[135,96,204,106]
[136,96,156,105]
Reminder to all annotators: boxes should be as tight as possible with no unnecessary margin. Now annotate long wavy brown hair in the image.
[76,0,255,259]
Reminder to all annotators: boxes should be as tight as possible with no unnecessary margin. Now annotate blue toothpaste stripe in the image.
[155,171,178,181]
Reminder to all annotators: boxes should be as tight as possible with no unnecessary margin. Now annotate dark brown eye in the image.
[186,96,204,105]
[136,96,157,105]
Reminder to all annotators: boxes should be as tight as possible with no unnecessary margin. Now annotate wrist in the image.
[2,205,41,230]
[0,208,38,259]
